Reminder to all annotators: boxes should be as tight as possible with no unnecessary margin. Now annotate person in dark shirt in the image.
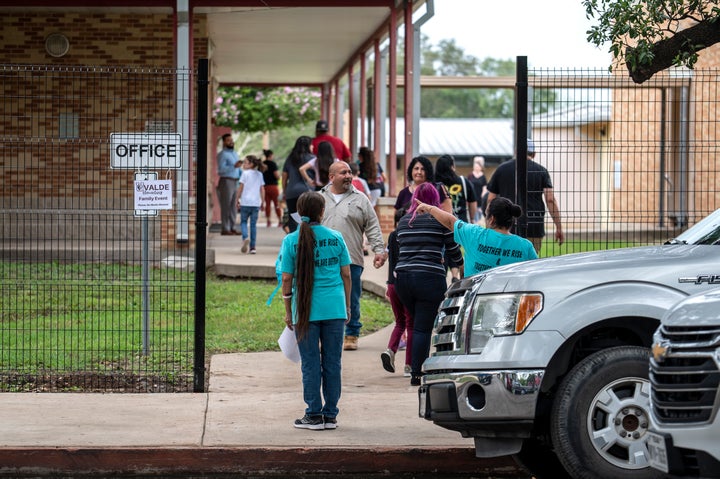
[262,149,282,228]
[466,156,488,223]
[435,154,477,223]
[486,139,564,253]
[281,136,314,233]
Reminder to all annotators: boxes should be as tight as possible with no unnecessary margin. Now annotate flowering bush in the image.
[213,86,321,133]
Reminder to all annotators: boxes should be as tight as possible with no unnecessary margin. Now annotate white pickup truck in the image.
[419,209,720,479]
[647,288,720,478]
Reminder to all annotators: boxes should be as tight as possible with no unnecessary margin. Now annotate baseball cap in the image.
[316,120,329,132]
[527,139,536,154]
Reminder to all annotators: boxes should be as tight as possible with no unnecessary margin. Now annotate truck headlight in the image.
[467,293,543,352]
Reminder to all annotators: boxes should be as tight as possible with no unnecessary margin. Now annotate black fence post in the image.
[194,59,209,393]
[515,56,529,239]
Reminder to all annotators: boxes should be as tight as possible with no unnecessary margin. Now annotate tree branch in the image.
[628,18,720,83]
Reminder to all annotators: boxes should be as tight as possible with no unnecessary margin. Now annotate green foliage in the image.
[422,38,485,76]
[213,86,321,133]
[583,0,720,72]
[265,120,317,161]
[416,36,556,118]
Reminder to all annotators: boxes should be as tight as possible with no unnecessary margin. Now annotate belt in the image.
[219,177,238,181]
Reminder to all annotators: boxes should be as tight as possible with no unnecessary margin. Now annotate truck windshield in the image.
[666,209,720,245]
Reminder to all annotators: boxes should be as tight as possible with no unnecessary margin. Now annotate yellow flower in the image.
[449,184,462,195]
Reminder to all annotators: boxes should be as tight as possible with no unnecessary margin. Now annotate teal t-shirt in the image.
[279,224,351,322]
[454,220,538,276]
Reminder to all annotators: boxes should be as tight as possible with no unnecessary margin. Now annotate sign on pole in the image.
[134,172,173,216]
[111,132,182,169]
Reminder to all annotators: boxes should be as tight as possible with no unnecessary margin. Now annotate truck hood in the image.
[472,244,720,293]
[661,287,720,327]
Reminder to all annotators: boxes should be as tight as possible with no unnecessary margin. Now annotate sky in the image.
[420,0,611,69]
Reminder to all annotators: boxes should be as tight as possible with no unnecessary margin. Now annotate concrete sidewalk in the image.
[0,224,522,477]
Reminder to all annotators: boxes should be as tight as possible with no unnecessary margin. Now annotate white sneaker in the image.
[381,349,395,373]
[241,238,249,253]
[403,364,411,377]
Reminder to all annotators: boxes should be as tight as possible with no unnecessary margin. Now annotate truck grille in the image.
[431,276,483,355]
[650,324,720,425]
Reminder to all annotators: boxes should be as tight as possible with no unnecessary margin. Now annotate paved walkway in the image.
[0,223,522,477]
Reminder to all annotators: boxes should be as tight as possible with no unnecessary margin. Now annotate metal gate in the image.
[0,61,208,392]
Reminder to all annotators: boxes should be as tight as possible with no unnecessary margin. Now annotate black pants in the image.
[394,270,447,376]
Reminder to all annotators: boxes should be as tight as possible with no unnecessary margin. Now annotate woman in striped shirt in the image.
[394,182,463,386]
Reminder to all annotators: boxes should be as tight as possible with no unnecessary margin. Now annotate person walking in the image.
[262,149,282,228]
[393,155,452,217]
[237,155,265,254]
[299,141,338,191]
[216,133,242,235]
[281,136,314,233]
[435,154,477,281]
[380,223,412,377]
[280,191,351,430]
[435,154,477,224]
[466,156,488,223]
[349,161,371,199]
[415,196,538,277]
[357,146,382,206]
[320,161,386,351]
[311,119,351,161]
[394,182,463,386]
[486,139,564,253]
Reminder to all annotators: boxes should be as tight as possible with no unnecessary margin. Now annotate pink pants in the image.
[386,283,412,366]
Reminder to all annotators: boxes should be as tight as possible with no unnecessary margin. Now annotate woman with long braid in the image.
[279,191,351,431]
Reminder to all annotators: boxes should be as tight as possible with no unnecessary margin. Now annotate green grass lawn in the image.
[0,238,640,376]
[0,262,394,374]
[540,240,638,258]
[205,275,394,353]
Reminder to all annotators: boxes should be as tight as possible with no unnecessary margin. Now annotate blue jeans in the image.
[345,264,363,337]
[296,318,344,418]
[239,206,259,248]
[395,270,447,377]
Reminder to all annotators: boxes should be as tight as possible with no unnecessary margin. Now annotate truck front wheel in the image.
[550,346,663,479]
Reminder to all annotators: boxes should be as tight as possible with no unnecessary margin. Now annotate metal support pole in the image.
[141,213,150,356]
[515,56,529,238]
[659,89,666,227]
[387,11,398,195]
[175,0,190,243]
[194,59,209,393]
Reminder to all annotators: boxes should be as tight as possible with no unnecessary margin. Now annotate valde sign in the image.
[135,179,173,211]
[110,133,182,169]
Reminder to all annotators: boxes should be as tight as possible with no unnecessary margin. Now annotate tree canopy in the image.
[584,0,720,83]
[213,86,321,133]
[420,37,555,118]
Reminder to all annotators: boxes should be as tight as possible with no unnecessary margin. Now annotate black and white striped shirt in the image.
[394,213,463,277]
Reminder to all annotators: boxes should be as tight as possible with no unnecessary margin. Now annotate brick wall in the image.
[0,12,209,250]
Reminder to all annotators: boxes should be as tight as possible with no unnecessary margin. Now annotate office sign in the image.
[111,132,181,169]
